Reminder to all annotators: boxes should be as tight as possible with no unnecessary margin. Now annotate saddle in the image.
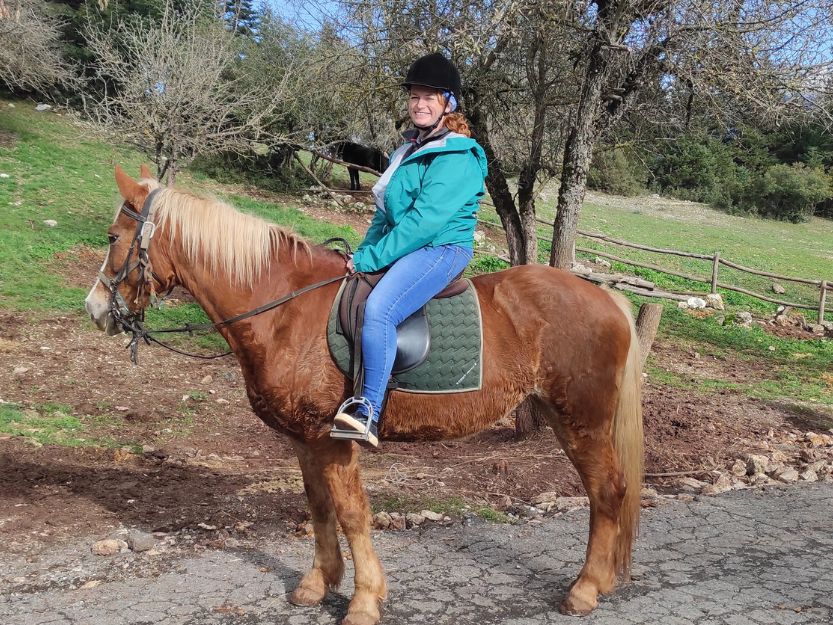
[337,271,469,375]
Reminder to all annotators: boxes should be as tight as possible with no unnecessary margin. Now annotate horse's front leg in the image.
[287,439,345,606]
[320,439,387,625]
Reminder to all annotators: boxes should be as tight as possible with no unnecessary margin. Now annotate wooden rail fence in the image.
[476,216,832,322]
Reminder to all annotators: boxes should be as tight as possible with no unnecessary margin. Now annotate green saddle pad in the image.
[327,279,483,394]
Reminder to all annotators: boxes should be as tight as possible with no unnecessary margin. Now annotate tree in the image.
[83,0,290,184]
[0,0,75,93]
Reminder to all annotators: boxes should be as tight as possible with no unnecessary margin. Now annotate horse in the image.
[85,165,644,625]
[333,141,389,191]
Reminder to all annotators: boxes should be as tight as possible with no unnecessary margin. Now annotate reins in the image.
[105,188,351,363]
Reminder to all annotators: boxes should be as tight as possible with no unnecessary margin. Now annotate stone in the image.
[12,366,29,376]
[706,293,724,310]
[640,486,659,498]
[7,103,14,108]
[736,311,753,325]
[494,495,512,510]
[388,513,406,530]
[805,324,825,336]
[799,469,818,482]
[201,375,213,384]
[91,538,127,556]
[594,256,612,269]
[700,473,733,496]
[805,432,829,448]
[127,530,156,552]
[772,283,786,294]
[530,491,559,506]
[372,512,392,530]
[752,474,777,486]
[770,450,789,464]
[677,301,689,309]
[35,103,52,112]
[730,459,747,477]
[773,467,799,483]
[746,454,769,476]
[554,496,589,511]
[405,513,425,527]
[686,297,707,309]
[420,510,444,522]
[677,477,708,493]
[43,220,57,227]
[571,263,592,275]
[0,173,8,179]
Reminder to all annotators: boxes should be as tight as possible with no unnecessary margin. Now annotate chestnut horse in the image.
[85,166,643,625]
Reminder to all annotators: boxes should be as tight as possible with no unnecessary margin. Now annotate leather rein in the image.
[105,189,349,364]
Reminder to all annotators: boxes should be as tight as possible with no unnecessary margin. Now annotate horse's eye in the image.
[108,233,119,245]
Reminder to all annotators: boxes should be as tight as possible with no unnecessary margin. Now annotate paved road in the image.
[2,484,832,625]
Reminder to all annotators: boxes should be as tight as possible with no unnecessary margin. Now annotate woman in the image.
[331,52,488,447]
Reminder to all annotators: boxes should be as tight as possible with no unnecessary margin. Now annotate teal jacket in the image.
[352,132,488,273]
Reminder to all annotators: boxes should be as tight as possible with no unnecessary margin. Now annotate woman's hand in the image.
[346,257,356,274]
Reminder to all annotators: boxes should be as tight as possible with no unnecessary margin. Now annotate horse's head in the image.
[85,165,176,335]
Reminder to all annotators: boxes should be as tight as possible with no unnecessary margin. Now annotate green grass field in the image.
[1,96,830,433]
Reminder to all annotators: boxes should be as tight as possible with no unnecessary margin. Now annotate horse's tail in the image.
[609,291,644,578]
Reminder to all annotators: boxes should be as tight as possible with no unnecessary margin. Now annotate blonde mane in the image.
[147,181,308,287]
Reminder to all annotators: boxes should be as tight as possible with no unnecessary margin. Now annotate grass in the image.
[0,401,136,448]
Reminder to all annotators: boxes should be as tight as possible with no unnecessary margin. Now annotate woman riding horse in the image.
[332,53,488,447]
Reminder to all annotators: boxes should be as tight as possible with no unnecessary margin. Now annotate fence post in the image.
[819,280,828,323]
[710,252,720,294]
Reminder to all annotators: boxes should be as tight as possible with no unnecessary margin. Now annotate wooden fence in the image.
[476,216,832,322]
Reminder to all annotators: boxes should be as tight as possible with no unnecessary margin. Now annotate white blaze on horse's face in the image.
[84,247,119,335]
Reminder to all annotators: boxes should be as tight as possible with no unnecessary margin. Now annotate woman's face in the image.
[409,85,450,129]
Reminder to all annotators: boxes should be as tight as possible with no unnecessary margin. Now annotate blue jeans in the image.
[360,244,473,422]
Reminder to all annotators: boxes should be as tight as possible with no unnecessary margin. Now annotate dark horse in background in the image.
[333,141,389,191]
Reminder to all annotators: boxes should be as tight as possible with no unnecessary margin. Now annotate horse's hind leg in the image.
[541,395,626,615]
[287,439,345,606]
[320,439,386,625]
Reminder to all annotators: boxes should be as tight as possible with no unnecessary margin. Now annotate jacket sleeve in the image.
[356,207,388,252]
[352,151,483,272]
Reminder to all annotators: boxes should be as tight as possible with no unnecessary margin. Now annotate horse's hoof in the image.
[559,594,597,616]
[342,609,380,625]
[288,584,327,607]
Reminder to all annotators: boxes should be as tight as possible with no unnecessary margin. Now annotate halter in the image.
[101,190,350,364]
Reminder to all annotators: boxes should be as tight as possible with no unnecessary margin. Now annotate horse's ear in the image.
[139,164,154,180]
[114,165,147,207]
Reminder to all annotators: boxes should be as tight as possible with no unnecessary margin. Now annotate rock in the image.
[799,469,818,482]
[677,477,708,493]
[43,219,57,227]
[473,231,486,244]
[530,491,559,506]
[35,103,52,112]
[730,459,747,477]
[700,473,733,496]
[7,103,14,108]
[127,530,156,552]
[770,450,789,464]
[805,432,829,448]
[677,301,689,309]
[686,297,707,309]
[640,486,659,499]
[736,311,753,324]
[706,293,724,310]
[113,447,133,463]
[372,512,392,530]
[91,538,127,556]
[570,263,592,275]
[201,375,213,384]
[805,323,825,336]
[773,467,799,483]
[554,496,589,511]
[494,495,512,510]
[12,366,29,376]
[388,512,406,531]
[752,474,777,486]
[420,510,444,522]
[0,173,8,179]
[746,454,769,476]
[772,283,786,294]
[405,513,425,527]
[594,256,612,269]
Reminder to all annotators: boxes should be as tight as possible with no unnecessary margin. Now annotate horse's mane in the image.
[146,180,309,288]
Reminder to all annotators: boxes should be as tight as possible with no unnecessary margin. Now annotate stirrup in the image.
[331,397,377,445]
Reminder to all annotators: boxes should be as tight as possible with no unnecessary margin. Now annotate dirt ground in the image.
[1,208,830,559]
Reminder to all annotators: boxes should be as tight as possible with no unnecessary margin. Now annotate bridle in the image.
[101,188,349,364]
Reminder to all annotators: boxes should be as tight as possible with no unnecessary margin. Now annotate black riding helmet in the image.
[401,53,462,103]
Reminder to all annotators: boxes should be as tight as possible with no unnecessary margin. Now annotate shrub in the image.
[587,147,645,196]
[753,163,832,222]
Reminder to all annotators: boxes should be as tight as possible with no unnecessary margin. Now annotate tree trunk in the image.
[635,303,663,369]
[549,39,610,269]
[468,104,529,264]
[514,397,549,438]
